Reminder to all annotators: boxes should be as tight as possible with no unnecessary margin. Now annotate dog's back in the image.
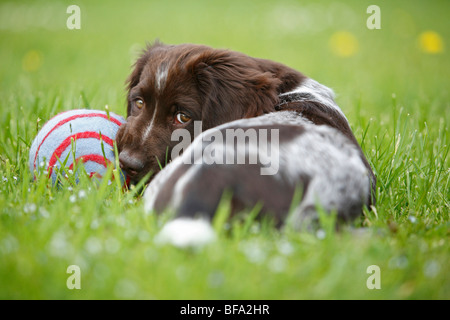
[145,111,371,246]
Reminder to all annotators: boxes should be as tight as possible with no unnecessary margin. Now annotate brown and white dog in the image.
[116,41,376,247]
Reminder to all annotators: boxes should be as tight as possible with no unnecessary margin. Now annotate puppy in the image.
[116,42,376,245]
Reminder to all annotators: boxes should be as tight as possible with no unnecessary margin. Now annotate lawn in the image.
[0,0,448,300]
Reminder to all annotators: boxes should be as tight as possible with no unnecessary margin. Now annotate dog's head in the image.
[116,41,304,183]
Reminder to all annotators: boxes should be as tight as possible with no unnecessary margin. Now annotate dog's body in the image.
[116,42,376,246]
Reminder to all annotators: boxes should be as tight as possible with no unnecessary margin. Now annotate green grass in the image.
[0,0,449,299]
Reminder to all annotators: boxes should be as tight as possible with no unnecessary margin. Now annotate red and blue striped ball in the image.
[29,109,127,185]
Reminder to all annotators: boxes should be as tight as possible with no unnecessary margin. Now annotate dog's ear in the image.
[253,57,307,96]
[189,49,305,130]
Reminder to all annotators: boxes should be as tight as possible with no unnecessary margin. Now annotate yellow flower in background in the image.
[329,31,359,57]
[22,50,43,72]
[418,31,444,54]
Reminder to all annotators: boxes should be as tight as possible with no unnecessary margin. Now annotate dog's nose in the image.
[119,150,144,179]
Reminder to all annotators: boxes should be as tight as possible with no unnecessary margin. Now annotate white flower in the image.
[316,229,326,240]
[78,189,87,199]
[24,203,37,213]
[155,218,216,248]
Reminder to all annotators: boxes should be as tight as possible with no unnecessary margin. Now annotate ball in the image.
[29,109,127,185]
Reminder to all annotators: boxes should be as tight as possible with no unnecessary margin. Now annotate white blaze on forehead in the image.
[155,62,168,92]
[141,62,169,143]
[142,103,157,142]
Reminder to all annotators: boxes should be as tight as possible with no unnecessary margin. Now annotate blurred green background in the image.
[1,0,448,120]
[0,0,448,300]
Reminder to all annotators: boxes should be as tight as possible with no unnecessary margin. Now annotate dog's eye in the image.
[134,99,144,109]
[174,112,191,124]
